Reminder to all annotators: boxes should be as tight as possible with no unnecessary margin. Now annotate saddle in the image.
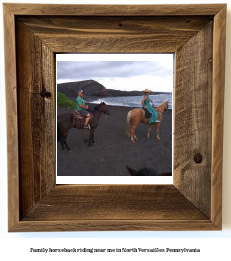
[141,108,152,118]
[141,107,162,124]
[73,109,93,121]
[73,110,93,134]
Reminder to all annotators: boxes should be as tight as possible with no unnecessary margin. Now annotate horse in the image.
[125,100,169,143]
[57,102,110,149]
[126,165,172,176]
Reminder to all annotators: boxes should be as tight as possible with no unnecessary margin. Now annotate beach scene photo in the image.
[56,54,173,183]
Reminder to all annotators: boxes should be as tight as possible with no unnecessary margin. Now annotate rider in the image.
[76,90,91,130]
[141,89,160,124]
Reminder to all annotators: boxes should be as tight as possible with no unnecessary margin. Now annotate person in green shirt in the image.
[76,90,90,130]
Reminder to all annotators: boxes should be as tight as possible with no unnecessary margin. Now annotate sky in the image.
[56,54,174,92]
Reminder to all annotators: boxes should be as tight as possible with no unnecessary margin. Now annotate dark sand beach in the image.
[57,105,172,176]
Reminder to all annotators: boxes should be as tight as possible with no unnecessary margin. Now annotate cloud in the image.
[97,75,173,92]
[57,56,173,92]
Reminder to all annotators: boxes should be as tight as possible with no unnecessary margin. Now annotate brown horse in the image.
[57,102,110,149]
[125,100,169,143]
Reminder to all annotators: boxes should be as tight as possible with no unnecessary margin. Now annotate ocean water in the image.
[90,93,172,109]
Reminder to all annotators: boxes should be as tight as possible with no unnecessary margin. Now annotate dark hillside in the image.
[57,80,108,101]
[57,80,170,101]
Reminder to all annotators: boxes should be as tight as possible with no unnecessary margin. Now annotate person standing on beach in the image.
[76,90,90,130]
[141,89,159,124]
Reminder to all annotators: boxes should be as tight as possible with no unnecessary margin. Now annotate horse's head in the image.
[163,100,169,111]
[100,102,110,115]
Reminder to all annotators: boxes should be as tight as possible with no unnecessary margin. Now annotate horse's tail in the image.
[57,124,62,142]
[125,110,132,137]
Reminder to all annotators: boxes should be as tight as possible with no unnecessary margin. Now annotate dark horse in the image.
[57,102,110,149]
[126,165,172,176]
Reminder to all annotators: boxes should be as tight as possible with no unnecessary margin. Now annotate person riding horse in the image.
[141,89,160,124]
[58,101,110,149]
[76,90,91,130]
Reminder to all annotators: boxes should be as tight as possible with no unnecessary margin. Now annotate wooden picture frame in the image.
[4,4,226,231]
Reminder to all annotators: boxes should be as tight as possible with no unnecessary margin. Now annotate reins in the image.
[100,103,110,123]
[92,102,109,125]
[154,106,163,117]
[153,101,168,116]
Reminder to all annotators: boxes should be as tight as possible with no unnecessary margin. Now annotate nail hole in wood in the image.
[194,153,202,164]
[40,90,52,99]
[119,23,122,27]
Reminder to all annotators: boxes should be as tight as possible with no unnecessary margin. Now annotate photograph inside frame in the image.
[56,54,173,184]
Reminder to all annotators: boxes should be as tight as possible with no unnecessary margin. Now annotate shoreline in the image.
[68,92,172,103]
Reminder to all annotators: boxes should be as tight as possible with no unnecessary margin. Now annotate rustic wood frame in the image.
[4,4,226,232]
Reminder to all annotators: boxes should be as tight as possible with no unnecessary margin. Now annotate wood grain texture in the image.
[174,22,213,218]
[4,3,226,231]
[3,3,225,16]
[22,185,207,221]
[11,220,219,232]
[18,16,213,53]
[12,185,218,232]
[211,5,226,228]
[16,19,56,219]
[3,4,19,231]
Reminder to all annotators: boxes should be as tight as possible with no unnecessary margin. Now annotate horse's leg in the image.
[57,124,66,149]
[88,128,95,148]
[130,124,137,143]
[155,123,160,140]
[91,133,96,144]
[62,131,71,150]
[59,132,66,150]
[147,124,152,138]
[60,139,65,150]
[63,141,71,150]
[130,111,143,143]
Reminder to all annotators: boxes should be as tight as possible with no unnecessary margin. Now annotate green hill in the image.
[57,92,76,108]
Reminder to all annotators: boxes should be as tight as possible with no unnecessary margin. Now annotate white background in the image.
[1,0,231,260]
